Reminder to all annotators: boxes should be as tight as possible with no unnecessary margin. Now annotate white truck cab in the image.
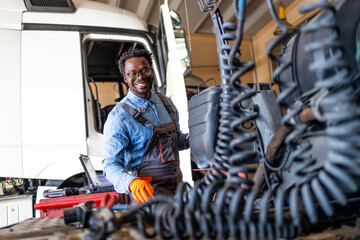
[0,0,191,225]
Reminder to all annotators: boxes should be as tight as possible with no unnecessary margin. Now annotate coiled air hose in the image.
[261,0,360,237]
[120,1,260,239]
[287,0,360,222]
[84,1,360,239]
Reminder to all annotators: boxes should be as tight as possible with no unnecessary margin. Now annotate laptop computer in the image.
[79,154,115,194]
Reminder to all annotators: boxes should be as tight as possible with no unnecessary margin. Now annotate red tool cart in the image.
[35,192,128,217]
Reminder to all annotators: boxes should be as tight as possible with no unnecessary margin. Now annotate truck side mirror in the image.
[169,10,181,29]
[169,10,192,78]
[157,7,192,83]
[174,28,192,78]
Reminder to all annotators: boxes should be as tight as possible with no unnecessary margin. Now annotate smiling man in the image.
[102,49,189,204]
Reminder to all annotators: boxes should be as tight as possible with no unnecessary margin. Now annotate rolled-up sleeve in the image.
[102,110,136,194]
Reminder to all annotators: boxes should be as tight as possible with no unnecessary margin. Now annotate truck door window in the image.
[83,38,148,133]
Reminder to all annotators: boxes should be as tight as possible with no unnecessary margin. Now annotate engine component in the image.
[43,187,79,198]
[188,80,221,168]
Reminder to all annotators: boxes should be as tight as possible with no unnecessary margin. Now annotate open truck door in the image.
[157,0,193,186]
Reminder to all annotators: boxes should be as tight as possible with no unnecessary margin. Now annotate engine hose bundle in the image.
[98,1,360,239]
[181,0,258,200]
[262,0,360,235]
[121,0,259,239]
[291,0,360,221]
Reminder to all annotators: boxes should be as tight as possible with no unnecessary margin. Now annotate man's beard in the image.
[131,76,152,96]
[132,87,151,96]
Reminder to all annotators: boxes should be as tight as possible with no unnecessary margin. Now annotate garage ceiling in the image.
[91,0,293,38]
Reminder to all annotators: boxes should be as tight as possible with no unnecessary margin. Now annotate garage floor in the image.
[1,216,360,240]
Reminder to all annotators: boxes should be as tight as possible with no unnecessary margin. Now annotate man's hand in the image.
[129,178,154,204]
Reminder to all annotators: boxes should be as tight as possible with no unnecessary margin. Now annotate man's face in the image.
[124,57,153,99]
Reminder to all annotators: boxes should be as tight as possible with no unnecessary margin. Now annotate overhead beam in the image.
[193,0,235,34]
[169,0,182,12]
[221,2,235,23]
[192,13,209,33]
[136,1,153,21]
[107,0,121,8]
[243,0,293,37]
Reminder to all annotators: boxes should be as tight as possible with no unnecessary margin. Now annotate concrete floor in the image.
[1,216,360,240]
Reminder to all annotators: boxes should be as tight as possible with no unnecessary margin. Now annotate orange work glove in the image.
[129,178,154,204]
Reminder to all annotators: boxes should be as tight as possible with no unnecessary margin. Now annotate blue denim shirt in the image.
[103,90,189,194]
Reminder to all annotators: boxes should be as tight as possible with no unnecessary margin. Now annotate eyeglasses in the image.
[124,67,152,80]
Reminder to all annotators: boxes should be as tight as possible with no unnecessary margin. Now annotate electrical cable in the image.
[129,1,360,239]
[78,1,360,239]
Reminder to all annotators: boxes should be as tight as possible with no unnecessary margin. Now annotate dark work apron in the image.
[119,93,182,197]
